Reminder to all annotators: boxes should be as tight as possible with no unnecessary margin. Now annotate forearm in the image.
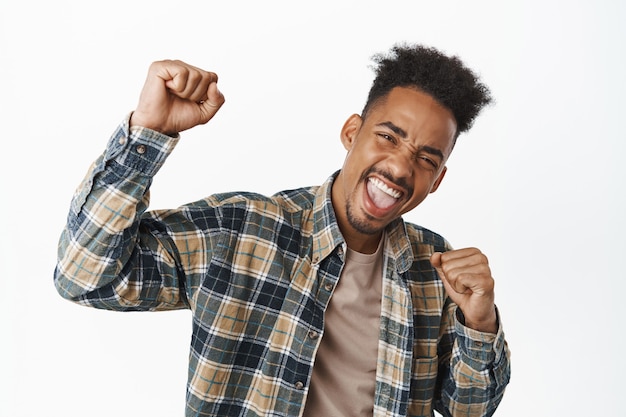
[435,305,511,416]
[54,115,185,310]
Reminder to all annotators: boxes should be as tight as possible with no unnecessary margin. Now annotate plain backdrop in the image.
[1,1,625,416]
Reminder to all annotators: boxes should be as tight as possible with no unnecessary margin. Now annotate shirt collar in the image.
[311,172,345,265]
[311,172,414,272]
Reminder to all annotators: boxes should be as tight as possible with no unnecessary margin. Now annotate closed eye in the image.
[416,145,444,170]
[418,155,438,169]
[377,132,397,144]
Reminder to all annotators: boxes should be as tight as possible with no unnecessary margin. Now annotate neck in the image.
[344,231,383,254]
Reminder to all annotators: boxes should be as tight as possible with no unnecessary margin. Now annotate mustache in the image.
[360,166,414,199]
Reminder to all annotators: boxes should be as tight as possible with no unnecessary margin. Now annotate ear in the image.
[340,114,362,151]
[429,166,447,194]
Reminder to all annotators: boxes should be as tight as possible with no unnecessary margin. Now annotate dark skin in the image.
[332,87,497,333]
[130,60,498,334]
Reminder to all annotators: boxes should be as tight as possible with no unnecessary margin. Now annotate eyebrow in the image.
[376,121,445,161]
[419,145,445,161]
[378,121,407,139]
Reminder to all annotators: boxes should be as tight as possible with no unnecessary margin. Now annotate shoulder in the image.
[145,186,319,239]
[271,185,319,212]
[403,221,451,253]
[176,185,318,230]
[199,185,318,212]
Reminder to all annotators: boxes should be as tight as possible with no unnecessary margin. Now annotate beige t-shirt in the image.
[303,240,384,416]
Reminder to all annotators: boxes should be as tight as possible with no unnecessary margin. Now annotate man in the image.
[55,44,510,416]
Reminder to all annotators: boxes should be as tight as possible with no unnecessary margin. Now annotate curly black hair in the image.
[362,43,492,138]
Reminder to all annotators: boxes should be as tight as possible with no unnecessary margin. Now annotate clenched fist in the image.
[431,248,498,333]
[130,60,225,136]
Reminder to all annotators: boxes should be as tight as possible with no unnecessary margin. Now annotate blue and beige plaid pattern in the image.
[55,116,510,416]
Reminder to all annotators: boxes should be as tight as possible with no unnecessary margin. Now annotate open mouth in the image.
[366,177,402,210]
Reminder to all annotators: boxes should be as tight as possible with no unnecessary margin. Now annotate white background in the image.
[1,1,625,416]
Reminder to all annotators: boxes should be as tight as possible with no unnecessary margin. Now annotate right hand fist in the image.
[130,60,225,136]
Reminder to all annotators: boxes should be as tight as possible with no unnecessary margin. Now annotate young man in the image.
[55,44,510,416]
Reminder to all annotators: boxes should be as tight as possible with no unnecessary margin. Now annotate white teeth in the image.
[369,177,401,199]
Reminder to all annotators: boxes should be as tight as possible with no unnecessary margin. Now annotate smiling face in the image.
[332,86,457,253]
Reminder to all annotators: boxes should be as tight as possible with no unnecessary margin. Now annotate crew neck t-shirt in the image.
[303,239,384,416]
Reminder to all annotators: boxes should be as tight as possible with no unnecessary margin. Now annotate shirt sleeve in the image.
[53,114,192,311]
[435,302,511,417]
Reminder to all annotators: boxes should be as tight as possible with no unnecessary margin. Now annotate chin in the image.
[345,201,387,235]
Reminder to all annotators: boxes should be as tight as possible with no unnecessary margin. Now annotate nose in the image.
[385,149,413,183]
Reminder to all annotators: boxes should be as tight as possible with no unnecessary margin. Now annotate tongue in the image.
[367,180,397,209]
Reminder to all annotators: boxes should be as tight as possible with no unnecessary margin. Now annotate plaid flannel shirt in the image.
[55,116,510,416]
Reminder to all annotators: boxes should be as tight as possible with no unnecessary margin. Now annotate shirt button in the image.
[136,144,146,154]
[118,137,127,146]
[474,341,484,348]
[294,381,304,390]
[308,331,319,340]
[324,282,333,292]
